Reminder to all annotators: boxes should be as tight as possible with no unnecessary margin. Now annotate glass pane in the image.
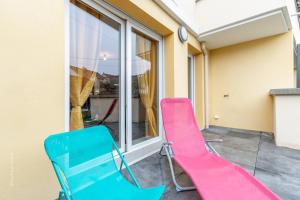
[69,0,121,146]
[131,30,158,145]
[188,56,192,100]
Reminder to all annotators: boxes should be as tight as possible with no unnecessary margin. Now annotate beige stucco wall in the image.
[209,31,295,132]
[0,0,65,199]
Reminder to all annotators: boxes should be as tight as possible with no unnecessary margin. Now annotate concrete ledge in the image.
[270,88,300,96]
[271,92,300,150]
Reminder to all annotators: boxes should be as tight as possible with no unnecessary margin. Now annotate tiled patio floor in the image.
[126,127,300,200]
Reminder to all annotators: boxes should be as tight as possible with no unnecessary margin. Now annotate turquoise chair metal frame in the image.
[44,125,165,200]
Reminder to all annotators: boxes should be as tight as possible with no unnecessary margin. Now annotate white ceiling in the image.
[198,8,291,49]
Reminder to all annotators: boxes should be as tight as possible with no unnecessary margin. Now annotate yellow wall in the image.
[164,34,175,97]
[209,31,294,132]
[0,0,65,199]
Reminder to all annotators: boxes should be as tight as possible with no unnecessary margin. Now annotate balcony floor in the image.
[126,127,300,200]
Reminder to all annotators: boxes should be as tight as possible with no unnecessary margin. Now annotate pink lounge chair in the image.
[160,98,280,200]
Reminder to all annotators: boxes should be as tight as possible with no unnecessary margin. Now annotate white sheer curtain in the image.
[69,3,103,130]
[70,3,103,72]
[70,2,151,77]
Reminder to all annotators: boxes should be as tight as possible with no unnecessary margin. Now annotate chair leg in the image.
[119,159,124,171]
[58,191,64,200]
[206,142,220,155]
[159,145,166,156]
[163,145,196,192]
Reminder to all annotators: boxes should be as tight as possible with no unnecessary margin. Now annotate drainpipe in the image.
[200,42,209,129]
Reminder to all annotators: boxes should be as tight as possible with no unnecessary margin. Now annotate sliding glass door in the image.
[130,29,159,145]
[68,0,162,154]
[126,22,162,150]
[69,0,125,151]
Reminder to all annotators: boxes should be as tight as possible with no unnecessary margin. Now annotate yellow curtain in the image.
[137,36,157,137]
[70,66,96,130]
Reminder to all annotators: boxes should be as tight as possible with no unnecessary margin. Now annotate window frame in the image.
[188,54,195,108]
[126,21,163,151]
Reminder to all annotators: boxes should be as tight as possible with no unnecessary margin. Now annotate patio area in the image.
[125,127,300,200]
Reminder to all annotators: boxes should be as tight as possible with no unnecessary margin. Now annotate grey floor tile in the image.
[219,134,260,152]
[211,143,257,168]
[204,130,259,169]
[257,142,300,178]
[162,190,201,200]
[202,131,223,140]
[261,138,300,160]
[235,162,255,175]
[204,126,229,135]
[204,128,261,152]
[255,168,300,200]
[260,133,274,143]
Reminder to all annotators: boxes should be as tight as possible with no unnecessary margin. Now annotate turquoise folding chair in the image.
[44,126,165,200]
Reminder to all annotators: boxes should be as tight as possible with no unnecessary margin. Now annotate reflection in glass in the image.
[188,56,192,101]
[69,0,121,146]
[131,30,158,145]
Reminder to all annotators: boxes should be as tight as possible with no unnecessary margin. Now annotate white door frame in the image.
[188,54,195,108]
[125,21,163,152]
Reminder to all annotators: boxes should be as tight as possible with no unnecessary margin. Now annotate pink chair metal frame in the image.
[160,139,222,192]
